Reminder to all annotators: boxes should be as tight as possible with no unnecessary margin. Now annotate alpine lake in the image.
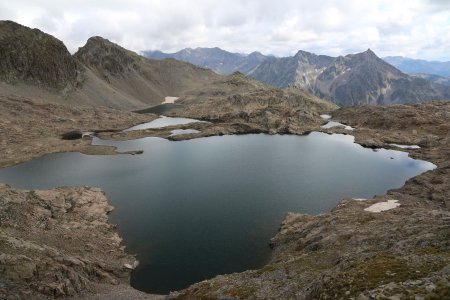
[0,117,435,294]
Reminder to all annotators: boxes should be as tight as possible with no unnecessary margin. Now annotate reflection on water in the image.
[0,132,435,294]
[321,121,354,130]
[124,116,206,131]
[170,129,200,136]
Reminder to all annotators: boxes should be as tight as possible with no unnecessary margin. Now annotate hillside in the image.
[72,37,221,108]
[0,20,80,90]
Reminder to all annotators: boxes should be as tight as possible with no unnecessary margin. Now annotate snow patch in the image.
[364,200,400,213]
[162,96,179,104]
[82,131,94,137]
[389,144,421,149]
[170,129,200,136]
[320,114,332,120]
[321,121,354,130]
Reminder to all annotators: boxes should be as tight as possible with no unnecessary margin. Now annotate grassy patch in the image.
[321,252,447,298]
[228,286,258,299]
[256,264,278,275]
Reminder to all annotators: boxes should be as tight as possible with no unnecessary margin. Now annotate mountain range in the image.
[1,20,448,109]
[0,20,334,128]
[143,48,268,75]
[144,47,450,106]
[383,56,450,77]
[0,20,219,109]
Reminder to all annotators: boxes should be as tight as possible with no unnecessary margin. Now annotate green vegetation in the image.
[320,252,448,298]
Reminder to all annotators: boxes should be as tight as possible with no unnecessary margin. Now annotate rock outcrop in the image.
[0,20,80,90]
[0,184,138,299]
[164,72,337,133]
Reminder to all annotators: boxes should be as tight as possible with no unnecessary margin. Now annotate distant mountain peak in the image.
[350,48,379,60]
[294,49,314,58]
[143,47,270,75]
[383,56,450,77]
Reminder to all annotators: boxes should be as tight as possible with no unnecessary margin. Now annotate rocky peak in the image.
[363,48,376,56]
[0,20,80,90]
[344,49,404,76]
[295,50,335,68]
[74,36,139,76]
[294,50,316,61]
[248,51,264,58]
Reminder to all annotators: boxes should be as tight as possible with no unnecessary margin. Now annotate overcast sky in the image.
[1,0,449,60]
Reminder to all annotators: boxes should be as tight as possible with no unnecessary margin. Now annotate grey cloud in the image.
[1,0,449,61]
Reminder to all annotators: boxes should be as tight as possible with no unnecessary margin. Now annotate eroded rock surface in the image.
[0,20,80,90]
[0,184,138,299]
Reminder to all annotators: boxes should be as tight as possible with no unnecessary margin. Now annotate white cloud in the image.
[1,0,449,60]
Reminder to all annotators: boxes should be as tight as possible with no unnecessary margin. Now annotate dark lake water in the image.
[0,132,435,294]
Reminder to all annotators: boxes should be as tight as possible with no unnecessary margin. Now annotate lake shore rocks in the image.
[0,184,139,299]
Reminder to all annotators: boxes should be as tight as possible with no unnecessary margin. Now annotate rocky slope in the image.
[162,72,337,133]
[412,73,450,86]
[0,183,139,299]
[73,37,219,108]
[250,49,446,106]
[143,47,268,75]
[0,20,80,90]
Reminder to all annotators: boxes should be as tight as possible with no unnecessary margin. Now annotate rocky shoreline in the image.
[1,96,449,299]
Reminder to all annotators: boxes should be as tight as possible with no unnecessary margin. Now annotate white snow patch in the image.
[170,129,200,136]
[320,114,332,120]
[364,200,400,213]
[353,198,367,201]
[82,131,94,137]
[389,144,421,149]
[321,121,354,130]
[124,116,206,131]
[162,96,179,104]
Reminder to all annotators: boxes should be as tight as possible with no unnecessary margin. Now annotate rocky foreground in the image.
[0,96,449,299]
[0,184,138,299]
